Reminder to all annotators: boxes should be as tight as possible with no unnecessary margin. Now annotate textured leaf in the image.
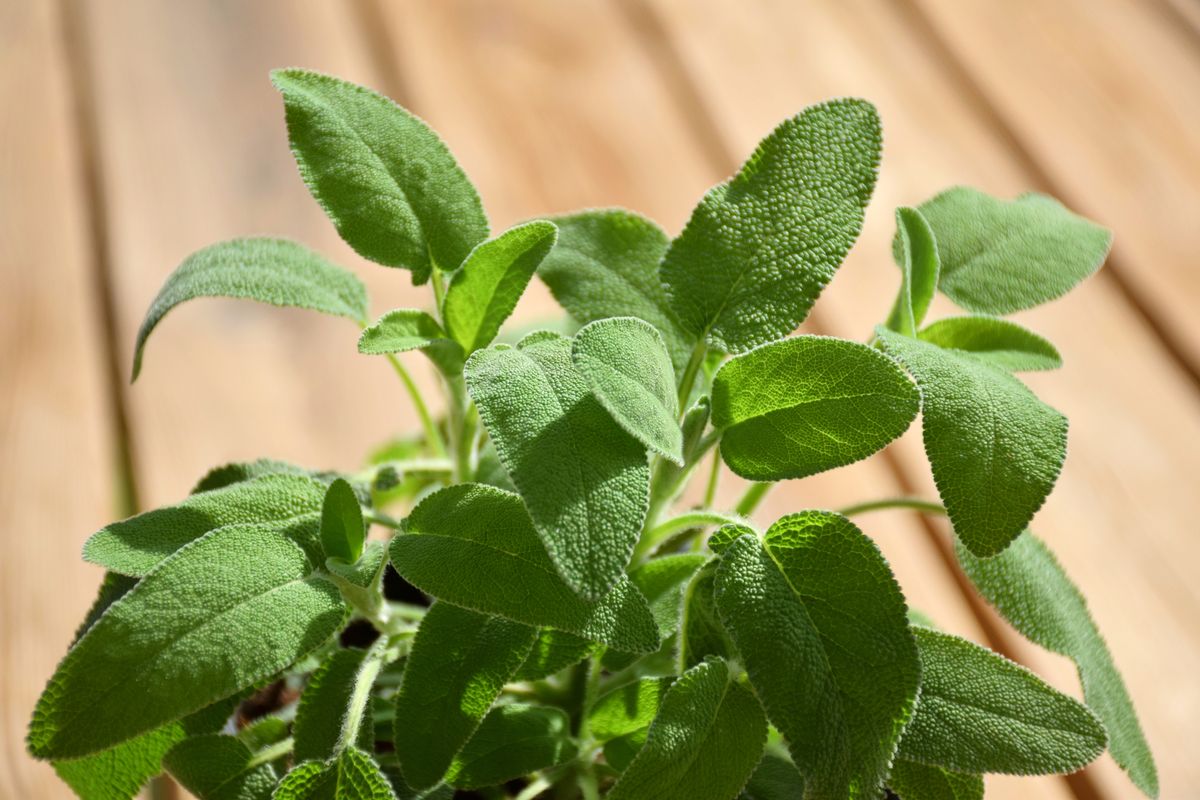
[54,725,188,800]
[918,316,1061,372]
[538,208,691,374]
[888,760,982,800]
[629,554,707,637]
[464,333,650,599]
[132,237,368,379]
[876,327,1067,556]
[393,602,536,789]
[443,221,558,354]
[716,514,920,799]
[29,522,346,759]
[660,99,881,352]
[84,474,327,576]
[357,309,464,375]
[708,523,754,556]
[275,747,397,799]
[589,676,674,772]
[572,317,682,464]
[679,561,735,670]
[295,649,375,763]
[886,207,940,336]
[515,629,595,681]
[739,753,806,800]
[912,187,1110,314]
[608,658,767,800]
[272,69,487,282]
[389,484,660,653]
[445,704,576,788]
[900,627,1105,774]
[164,734,277,800]
[958,533,1158,796]
[712,336,919,480]
[321,479,365,563]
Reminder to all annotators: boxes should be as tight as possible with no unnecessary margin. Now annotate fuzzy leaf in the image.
[357,309,464,375]
[164,734,277,800]
[918,316,1061,372]
[275,747,397,799]
[389,484,660,653]
[445,704,576,789]
[515,629,595,681]
[739,753,807,800]
[661,99,881,352]
[876,328,1067,556]
[589,676,674,771]
[464,333,650,599]
[321,479,365,563]
[958,533,1158,797]
[679,561,735,670]
[888,760,982,800]
[294,649,375,763]
[272,69,487,282]
[712,336,919,481]
[886,207,940,336]
[716,515,920,799]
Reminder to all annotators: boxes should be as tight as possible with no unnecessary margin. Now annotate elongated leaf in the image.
[444,221,558,354]
[390,484,660,653]
[132,237,367,379]
[572,317,682,464]
[445,704,576,789]
[322,479,365,563]
[464,333,650,599]
[164,734,277,800]
[358,309,464,375]
[716,514,920,799]
[629,553,707,637]
[394,602,536,788]
[918,316,1061,372]
[712,336,919,480]
[608,658,767,800]
[661,99,881,352]
[275,747,397,800]
[679,561,735,670]
[516,629,595,681]
[740,753,807,800]
[876,327,1067,556]
[900,627,1105,774]
[272,69,487,282]
[538,209,692,374]
[888,760,982,800]
[29,523,346,759]
[958,533,1158,797]
[295,649,375,763]
[886,207,940,336]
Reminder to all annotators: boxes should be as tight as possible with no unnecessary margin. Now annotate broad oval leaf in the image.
[712,336,919,481]
[294,648,375,763]
[272,69,487,282]
[163,734,278,800]
[321,479,365,563]
[716,513,920,799]
[876,327,1067,557]
[132,238,368,379]
[918,316,1061,372]
[886,206,940,336]
[357,309,464,375]
[464,332,650,599]
[389,484,660,653]
[445,704,576,789]
[900,627,1105,774]
[274,747,397,800]
[661,99,881,353]
[887,760,982,800]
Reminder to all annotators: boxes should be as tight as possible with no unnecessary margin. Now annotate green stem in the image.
[245,736,295,770]
[384,353,447,458]
[676,339,708,415]
[702,450,721,507]
[638,510,742,559]
[515,776,553,800]
[734,482,772,517]
[430,264,448,314]
[335,637,389,754]
[838,497,946,517]
[444,375,473,483]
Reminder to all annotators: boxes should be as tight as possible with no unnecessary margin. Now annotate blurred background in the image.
[3,1,1197,798]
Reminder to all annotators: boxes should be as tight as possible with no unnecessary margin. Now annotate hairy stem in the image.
[702,450,721,507]
[245,736,295,770]
[838,497,947,517]
[676,340,708,415]
[384,353,447,458]
[734,482,772,517]
[637,510,743,559]
[335,637,389,754]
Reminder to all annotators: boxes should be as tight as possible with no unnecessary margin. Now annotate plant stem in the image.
[384,353,447,458]
[702,450,721,507]
[734,482,772,517]
[335,637,389,754]
[245,736,295,770]
[676,340,708,415]
[638,510,743,559]
[444,374,474,483]
[515,776,553,800]
[838,497,946,517]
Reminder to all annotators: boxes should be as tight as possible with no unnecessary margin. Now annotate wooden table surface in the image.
[3,1,1197,798]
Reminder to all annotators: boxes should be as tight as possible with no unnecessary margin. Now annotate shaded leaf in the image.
[275,747,397,799]
[918,316,1061,372]
[357,310,464,375]
[164,734,277,800]
[888,760,982,800]
[295,649,375,763]
[445,704,576,789]
[679,561,735,670]
[515,629,595,681]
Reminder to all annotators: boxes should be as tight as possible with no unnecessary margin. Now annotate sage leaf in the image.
[275,747,397,799]
[515,629,595,681]
[445,704,576,789]
[163,734,278,800]
[911,187,1110,314]
[716,514,920,799]
[29,522,347,759]
[679,560,735,670]
[876,327,1067,556]
[607,658,767,800]
[132,237,368,379]
[888,760,982,800]
[389,484,660,653]
[899,627,1106,774]
[740,753,807,800]
[712,336,919,481]
[886,207,940,336]
[958,533,1158,797]
[464,332,650,599]
[295,649,375,763]
[321,478,365,563]
[272,68,487,282]
[357,309,464,375]
[660,99,881,352]
[708,523,754,555]
[918,316,1061,372]
[443,221,558,354]
[572,317,683,464]
[588,676,674,745]
[629,553,707,637]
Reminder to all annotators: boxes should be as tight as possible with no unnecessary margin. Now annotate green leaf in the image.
[464,333,650,599]
[715,514,920,799]
[393,602,536,789]
[83,474,327,576]
[390,484,660,653]
[321,478,365,563]
[357,309,464,375]
[918,316,1062,372]
[739,753,807,800]
[443,221,558,354]
[712,336,919,481]
[272,68,487,282]
[163,734,278,800]
[295,649,375,763]
[132,237,368,379]
[900,627,1105,774]
[888,760,982,800]
[679,560,735,670]
[275,747,397,799]
[445,704,576,789]
[572,317,683,464]
[708,523,754,556]
[876,327,1067,556]
[660,99,881,352]
[911,187,1111,314]
[537,208,692,375]
[886,207,940,336]
[29,522,347,759]
[589,677,674,768]
[607,658,767,800]
[629,553,707,637]
[515,629,595,681]
[958,533,1158,797]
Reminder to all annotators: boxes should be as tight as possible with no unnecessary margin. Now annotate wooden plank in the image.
[640,0,1200,795]
[0,1,115,797]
